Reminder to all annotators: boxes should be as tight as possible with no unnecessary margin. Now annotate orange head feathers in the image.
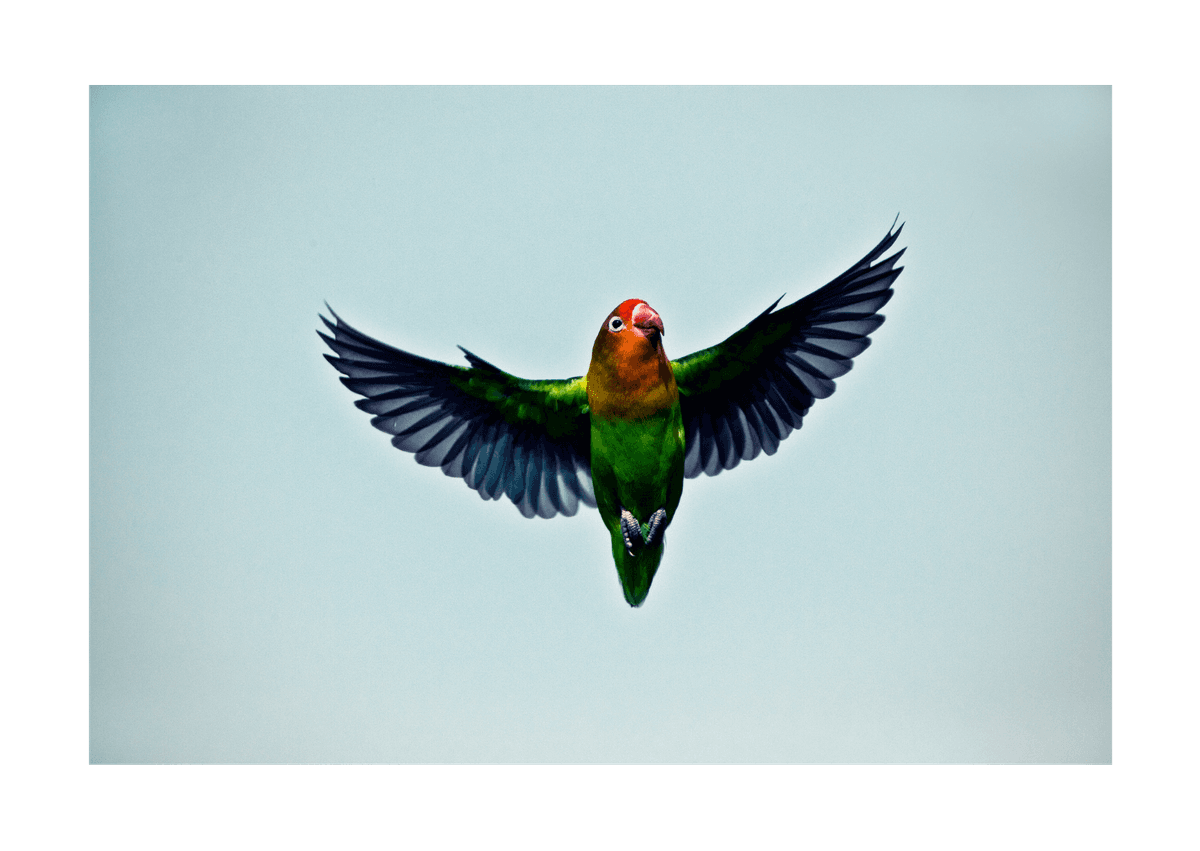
[586,299,678,420]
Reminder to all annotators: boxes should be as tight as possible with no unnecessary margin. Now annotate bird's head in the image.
[587,299,676,417]
[598,298,664,346]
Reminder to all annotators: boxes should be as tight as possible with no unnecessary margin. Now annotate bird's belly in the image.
[590,408,685,522]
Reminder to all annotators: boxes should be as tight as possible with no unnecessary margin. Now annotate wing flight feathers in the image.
[672,222,905,478]
[319,308,595,518]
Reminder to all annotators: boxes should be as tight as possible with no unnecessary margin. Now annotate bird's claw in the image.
[644,508,667,548]
[620,509,642,556]
[620,507,668,555]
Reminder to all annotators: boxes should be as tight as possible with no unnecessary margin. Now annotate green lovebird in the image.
[320,222,904,606]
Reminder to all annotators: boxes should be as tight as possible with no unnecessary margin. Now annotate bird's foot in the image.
[644,508,667,548]
[620,507,668,555]
[620,509,643,556]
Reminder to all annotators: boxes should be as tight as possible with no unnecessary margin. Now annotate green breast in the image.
[589,405,685,522]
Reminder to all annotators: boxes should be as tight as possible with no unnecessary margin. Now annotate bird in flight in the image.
[319,222,904,606]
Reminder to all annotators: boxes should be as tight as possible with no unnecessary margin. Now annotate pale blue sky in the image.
[90,86,1110,763]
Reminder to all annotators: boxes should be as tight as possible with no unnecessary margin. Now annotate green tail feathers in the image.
[610,532,664,607]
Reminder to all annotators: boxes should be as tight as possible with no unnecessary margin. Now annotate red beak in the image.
[631,302,664,337]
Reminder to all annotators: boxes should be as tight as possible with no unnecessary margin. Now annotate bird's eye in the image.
[607,316,625,333]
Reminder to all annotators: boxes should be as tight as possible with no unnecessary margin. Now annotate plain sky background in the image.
[90,86,1110,763]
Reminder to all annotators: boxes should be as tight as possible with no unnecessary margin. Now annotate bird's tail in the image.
[610,533,664,607]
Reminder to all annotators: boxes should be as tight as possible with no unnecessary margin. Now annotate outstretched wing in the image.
[671,222,905,479]
[319,308,595,518]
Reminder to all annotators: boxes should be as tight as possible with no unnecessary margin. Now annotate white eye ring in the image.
[607,316,625,333]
